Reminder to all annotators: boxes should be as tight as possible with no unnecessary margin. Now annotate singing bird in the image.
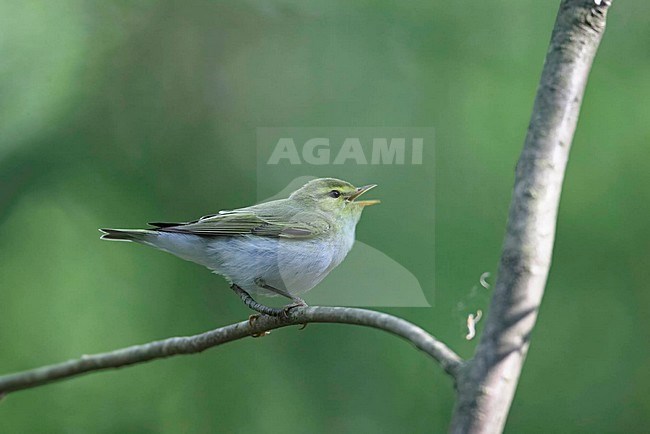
[100,178,379,316]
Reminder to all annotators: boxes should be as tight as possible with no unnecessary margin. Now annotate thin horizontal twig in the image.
[0,306,463,395]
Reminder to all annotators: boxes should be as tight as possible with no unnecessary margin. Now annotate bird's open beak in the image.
[348,184,380,207]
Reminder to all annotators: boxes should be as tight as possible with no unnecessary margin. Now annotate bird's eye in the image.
[328,190,341,198]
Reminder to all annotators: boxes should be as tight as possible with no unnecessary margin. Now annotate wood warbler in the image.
[100,178,379,316]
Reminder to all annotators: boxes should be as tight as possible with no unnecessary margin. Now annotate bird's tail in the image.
[99,228,154,242]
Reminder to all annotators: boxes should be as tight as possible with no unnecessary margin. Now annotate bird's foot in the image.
[251,331,271,338]
[248,314,271,338]
[280,298,308,320]
[231,284,285,317]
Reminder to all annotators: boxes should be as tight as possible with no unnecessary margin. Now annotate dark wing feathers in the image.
[153,209,327,239]
[148,213,218,228]
[148,222,181,228]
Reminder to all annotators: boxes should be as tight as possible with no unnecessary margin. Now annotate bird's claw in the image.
[248,314,260,327]
[248,314,270,338]
[251,330,271,338]
[280,299,308,320]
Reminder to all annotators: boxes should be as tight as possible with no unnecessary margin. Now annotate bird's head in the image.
[289,178,379,219]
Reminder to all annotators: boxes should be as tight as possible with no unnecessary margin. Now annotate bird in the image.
[100,178,379,316]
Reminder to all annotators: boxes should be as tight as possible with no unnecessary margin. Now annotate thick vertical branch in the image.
[450,1,612,432]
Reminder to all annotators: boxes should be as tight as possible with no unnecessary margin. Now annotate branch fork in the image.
[0,2,614,433]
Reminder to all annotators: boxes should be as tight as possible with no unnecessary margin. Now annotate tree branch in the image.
[450,1,613,432]
[0,3,616,432]
[0,306,462,396]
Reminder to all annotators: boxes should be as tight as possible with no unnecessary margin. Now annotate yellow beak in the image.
[348,184,380,207]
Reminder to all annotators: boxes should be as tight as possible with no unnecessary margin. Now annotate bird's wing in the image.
[151,205,330,239]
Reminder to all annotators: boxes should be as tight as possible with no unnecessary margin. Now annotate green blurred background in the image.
[1,1,648,432]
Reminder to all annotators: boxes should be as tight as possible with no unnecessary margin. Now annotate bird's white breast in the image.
[146,217,358,298]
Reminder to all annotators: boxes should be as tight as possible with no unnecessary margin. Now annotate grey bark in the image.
[449,1,613,432]
[0,1,614,433]
[0,307,462,395]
